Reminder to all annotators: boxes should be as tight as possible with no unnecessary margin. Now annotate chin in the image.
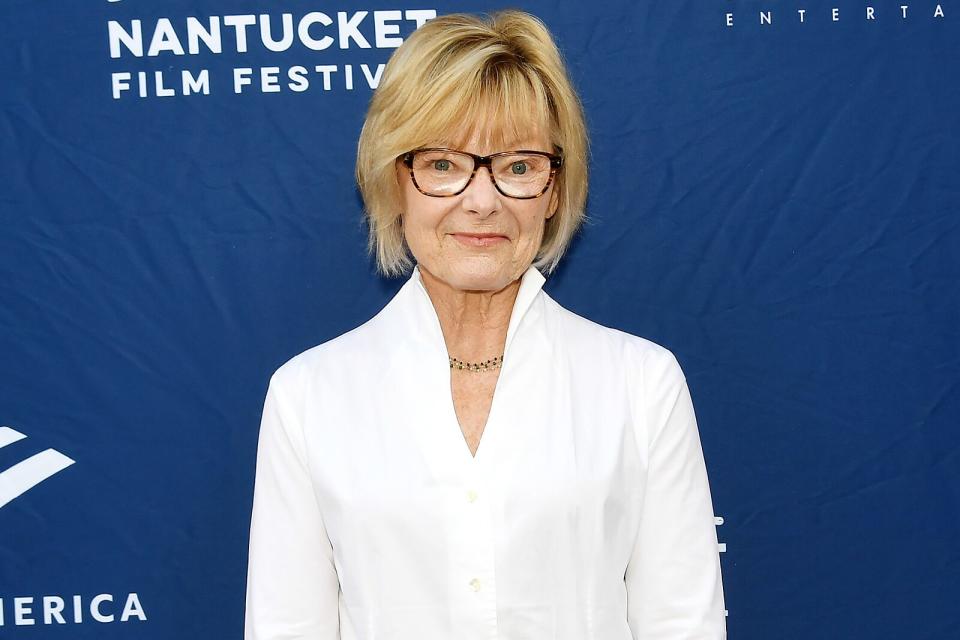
[441,261,513,292]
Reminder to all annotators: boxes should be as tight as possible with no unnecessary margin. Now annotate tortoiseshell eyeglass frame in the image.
[400,147,564,199]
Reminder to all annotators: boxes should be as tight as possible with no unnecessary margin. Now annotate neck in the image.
[418,266,521,361]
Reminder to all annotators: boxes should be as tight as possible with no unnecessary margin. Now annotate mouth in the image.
[450,233,509,248]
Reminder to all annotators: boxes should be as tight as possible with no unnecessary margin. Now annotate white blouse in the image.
[244,265,726,640]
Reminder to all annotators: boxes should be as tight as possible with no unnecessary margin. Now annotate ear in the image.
[546,188,560,219]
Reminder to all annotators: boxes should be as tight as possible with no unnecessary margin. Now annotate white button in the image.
[468,578,481,592]
[466,489,478,503]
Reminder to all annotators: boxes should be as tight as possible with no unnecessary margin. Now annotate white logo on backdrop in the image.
[0,593,147,628]
[725,3,948,27]
[0,426,74,509]
[716,515,729,618]
[106,8,438,99]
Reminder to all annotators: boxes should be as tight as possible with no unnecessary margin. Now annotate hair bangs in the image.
[415,56,554,152]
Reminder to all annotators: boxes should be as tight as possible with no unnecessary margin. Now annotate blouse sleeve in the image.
[244,370,341,639]
[625,349,726,639]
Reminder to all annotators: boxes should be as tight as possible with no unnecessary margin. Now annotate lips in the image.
[451,233,509,247]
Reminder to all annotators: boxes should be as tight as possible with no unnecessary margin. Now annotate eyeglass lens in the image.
[410,150,553,197]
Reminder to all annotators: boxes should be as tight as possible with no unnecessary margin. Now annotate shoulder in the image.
[540,291,689,441]
[266,301,396,398]
[541,291,685,380]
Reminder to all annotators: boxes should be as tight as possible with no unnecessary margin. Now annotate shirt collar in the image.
[400,264,547,360]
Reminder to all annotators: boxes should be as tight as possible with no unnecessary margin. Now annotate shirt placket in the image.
[407,264,546,639]
[448,460,499,639]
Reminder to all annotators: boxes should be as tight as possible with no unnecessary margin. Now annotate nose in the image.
[461,165,501,218]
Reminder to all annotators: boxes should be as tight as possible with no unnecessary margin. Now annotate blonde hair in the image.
[355,10,589,277]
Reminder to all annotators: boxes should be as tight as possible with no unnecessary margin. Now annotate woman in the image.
[245,10,726,640]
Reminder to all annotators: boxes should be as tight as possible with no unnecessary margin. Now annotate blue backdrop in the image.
[1,1,958,638]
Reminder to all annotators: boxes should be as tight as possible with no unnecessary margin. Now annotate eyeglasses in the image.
[400,148,563,199]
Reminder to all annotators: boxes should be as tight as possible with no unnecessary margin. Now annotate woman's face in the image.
[396,130,560,293]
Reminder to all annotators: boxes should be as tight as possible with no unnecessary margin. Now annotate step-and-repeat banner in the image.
[1,1,957,638]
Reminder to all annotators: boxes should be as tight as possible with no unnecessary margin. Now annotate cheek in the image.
[518,204,551,240]
[398,191,449,246]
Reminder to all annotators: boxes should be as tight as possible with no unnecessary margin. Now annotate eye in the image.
[510,161,528,175]
[433,159,452,171]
